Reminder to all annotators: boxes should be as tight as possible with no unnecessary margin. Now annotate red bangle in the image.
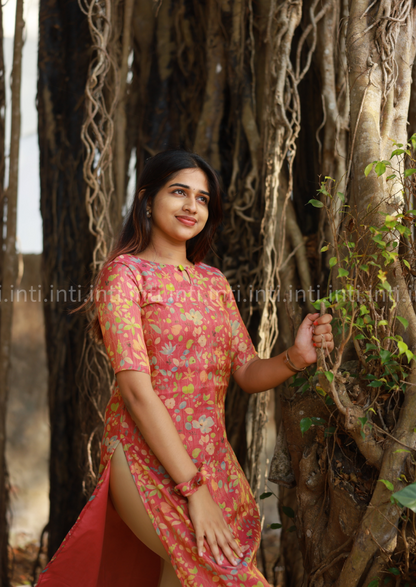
[174,463,210,497]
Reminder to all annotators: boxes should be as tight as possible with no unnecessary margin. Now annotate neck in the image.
[139,239,190,266]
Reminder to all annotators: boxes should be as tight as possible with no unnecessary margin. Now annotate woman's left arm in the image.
[233,312,334,394]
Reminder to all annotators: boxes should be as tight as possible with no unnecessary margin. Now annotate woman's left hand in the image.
[291,312,334,368]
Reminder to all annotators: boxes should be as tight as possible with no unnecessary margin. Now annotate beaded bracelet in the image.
[174,463,210,498]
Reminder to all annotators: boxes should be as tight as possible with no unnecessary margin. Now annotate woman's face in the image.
[148,168,210,243]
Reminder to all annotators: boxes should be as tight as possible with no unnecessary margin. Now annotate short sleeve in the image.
[95,261,151,375]
[220,274,258,374]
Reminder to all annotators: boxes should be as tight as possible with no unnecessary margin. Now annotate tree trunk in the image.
[37,0,106,558]
[0,1,23,583]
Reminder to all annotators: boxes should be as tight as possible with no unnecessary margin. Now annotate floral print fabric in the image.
[38,254,269,587]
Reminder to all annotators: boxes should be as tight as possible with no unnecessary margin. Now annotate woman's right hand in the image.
[187,484,243,566]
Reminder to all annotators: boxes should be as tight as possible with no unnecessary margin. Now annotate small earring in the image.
[146,209,151,218]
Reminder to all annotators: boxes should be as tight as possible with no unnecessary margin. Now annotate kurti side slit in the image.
[36,255,269,587]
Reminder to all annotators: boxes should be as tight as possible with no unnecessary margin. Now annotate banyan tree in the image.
[1,0,412,585]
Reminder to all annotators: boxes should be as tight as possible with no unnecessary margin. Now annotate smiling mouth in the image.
[176,216,197,226]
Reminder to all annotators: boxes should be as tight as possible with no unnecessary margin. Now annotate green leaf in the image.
[260,492,273,499]
[324,427,336,437]
[338,268,349,278]
[329,257,337,268]
[379,479,394,492]
[270,523,282,529]
[378,320,388,326]
[308,199,324,208]
[367,580,379,587]
[364,162,374,176]
[358,416,368,428]
[360,264,369,272]
[398,341,409,355]
[392,482,416,511]
[390,148,405,157]
[320,244,329,252]
[282,506,295,519]
[300,418,312,436]
[404,168,416,178]
[375,161,387,176]
[397,316,409,330]
[337,191,345,202]
[354,334,365,340]
[324,371,334,383]
[388,567,400,576]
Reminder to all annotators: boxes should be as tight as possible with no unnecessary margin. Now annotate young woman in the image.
[36,150,333,587]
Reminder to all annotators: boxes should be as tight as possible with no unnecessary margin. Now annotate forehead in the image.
[168,168,209,192]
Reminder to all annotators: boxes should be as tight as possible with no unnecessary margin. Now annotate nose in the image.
[182,195,197,214]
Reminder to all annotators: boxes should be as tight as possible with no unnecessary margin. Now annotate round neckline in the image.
[127,254,198,270]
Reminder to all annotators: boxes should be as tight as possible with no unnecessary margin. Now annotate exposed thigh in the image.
[109,442,170,563]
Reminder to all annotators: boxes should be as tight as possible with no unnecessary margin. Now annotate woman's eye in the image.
[174,189,185,195]
[198,196,209,204]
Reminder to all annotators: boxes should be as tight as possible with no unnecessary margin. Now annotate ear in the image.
[138,188,146,200]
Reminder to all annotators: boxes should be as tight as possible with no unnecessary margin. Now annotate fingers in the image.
[218,528,243,564]
[314,313,333,325]
[206,529,240,567]
[216,535,238,566]
[304,312,320,324]
[196,533,205,558]
[197,524,243,567]
[206,530,224,566]
[312,332,333,346]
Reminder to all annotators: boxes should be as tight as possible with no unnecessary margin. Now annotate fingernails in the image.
[198,550,203,557]
[313,320,318,325]
[313,343,317,346]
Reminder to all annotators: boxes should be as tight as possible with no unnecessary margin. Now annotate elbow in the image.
[116,373,155,415]
[233,357,261,394]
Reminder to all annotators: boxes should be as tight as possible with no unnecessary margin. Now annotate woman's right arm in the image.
[116,370,243,567]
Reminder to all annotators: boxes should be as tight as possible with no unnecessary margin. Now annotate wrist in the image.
[174,463,210,498]
[186,483,209,502]
[287,346,309,371]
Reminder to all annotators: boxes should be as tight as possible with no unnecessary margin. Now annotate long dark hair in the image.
[82,149,223,341]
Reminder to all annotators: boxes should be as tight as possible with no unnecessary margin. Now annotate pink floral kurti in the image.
[37,254,268,587]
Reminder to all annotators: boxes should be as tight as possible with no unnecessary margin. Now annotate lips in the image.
[176,216,197,226]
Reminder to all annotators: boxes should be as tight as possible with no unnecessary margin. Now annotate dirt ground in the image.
[8,541,47,587]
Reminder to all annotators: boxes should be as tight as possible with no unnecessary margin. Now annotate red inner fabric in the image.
[36,463,161,587]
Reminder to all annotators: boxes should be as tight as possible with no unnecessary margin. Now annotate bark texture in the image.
[0,1,23,583]
[37,0,111,558]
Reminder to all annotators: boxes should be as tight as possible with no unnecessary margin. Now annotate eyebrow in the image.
[169,183,210,197]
